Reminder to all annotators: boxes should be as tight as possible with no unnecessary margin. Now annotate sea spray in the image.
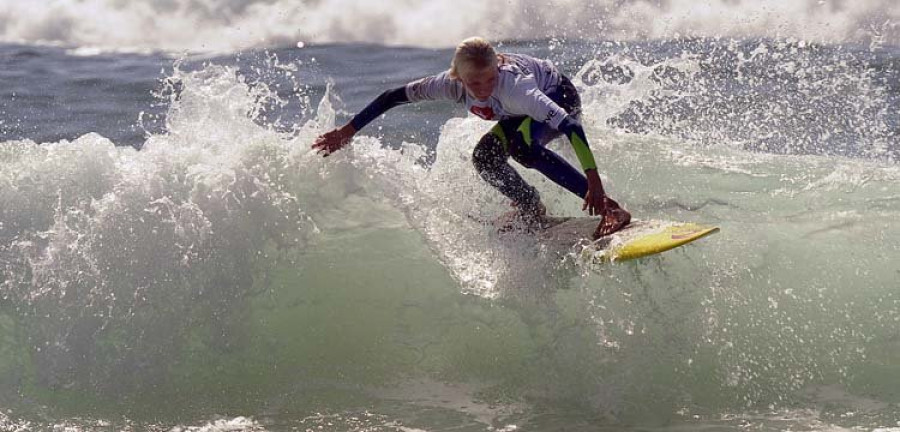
[2,0,898,53]
[0,39,899,429]
[0,64,318,396]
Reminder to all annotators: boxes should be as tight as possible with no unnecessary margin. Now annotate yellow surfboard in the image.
[537,218,719,263]
[605,222,719,262]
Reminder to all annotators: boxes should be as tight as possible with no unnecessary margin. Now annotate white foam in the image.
[0,63,322,390]
[169,417,265,432]
[1,0,897,53]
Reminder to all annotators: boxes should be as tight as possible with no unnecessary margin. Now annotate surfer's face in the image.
[461,66,498,101]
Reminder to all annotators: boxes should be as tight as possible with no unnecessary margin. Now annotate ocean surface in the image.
[2,2,900,431]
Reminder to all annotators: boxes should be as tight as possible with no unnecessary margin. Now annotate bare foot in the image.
[592,207,631,239]
[496,201,548,232]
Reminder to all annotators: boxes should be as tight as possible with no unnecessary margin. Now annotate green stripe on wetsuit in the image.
[558,116,597,171]
[517,118,534,146]
[567,129,597,171]
[490,123,509,152]
[491,115,597,172]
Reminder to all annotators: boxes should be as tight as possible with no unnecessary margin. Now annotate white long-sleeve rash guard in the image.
[349,53,597,171]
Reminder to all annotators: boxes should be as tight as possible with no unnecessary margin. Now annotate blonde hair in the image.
[449,37,499,80]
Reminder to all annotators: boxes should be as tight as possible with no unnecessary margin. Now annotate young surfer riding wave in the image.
[313,37,631,238]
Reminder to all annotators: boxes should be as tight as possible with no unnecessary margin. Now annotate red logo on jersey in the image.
[470,106,495,120]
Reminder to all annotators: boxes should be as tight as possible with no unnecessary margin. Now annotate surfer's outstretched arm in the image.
[313,70,462,156]
[349,87,410,131]
[312,87,410,156]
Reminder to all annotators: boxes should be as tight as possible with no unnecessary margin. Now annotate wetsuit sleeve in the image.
[405,71,466,102]
[349,87,410,131]
[557,115,598,171]
[349,71,465,131]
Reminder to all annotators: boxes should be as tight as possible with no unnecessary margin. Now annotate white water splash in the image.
[1,0,898,53]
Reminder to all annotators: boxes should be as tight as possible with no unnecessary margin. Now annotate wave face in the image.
[0,39,899,430]
[1,0,899,52]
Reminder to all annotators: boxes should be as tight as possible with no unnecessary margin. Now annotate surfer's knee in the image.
[510,150,537,169]
[473,132,506,173]
[508,140,542,169]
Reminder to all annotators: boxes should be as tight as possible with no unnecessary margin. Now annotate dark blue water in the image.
[3,40,898,158]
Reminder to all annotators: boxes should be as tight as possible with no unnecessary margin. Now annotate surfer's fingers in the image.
[314,144,333,157]
[585,194,603,216]
[314,136,346,156]
[583,199,596,216]
[312,137,333,153]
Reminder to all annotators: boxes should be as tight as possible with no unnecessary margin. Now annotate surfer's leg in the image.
[505,118,589,199]
[503,75,589,200]
[472,125,543,214]
[512,132,630,237]
[503,77,631,236]
[513,134,629,237]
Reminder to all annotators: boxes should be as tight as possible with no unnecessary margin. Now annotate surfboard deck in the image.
[536,217,720,263]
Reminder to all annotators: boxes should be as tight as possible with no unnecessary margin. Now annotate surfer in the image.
[312,37,631,238]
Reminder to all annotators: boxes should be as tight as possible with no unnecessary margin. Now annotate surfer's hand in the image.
[582,169,607,216]
[312,124,356,156]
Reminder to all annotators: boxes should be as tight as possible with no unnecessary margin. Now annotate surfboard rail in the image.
[606,222,719,262]
[535,218,719,263]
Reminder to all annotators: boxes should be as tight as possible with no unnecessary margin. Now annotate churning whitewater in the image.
[1,0,899,52]
[1,2,899,431]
